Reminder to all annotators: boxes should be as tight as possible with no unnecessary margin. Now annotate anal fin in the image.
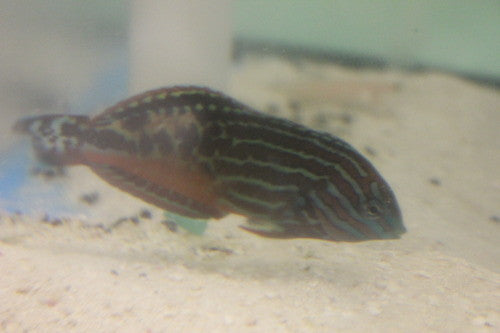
[89,163,225,220]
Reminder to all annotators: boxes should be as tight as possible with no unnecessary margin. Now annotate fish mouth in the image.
[375,229,405,241]
[376,214,406,240]
[388,230,405,239]
[386,200,405,239]
[386,222,406,239]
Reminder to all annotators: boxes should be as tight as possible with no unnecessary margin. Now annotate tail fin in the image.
[14,114,89,166]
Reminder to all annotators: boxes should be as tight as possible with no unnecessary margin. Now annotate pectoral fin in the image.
[240,217,328,240]
[239,217,288,238]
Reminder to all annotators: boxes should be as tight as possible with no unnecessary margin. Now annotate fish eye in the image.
[365,201,382,216]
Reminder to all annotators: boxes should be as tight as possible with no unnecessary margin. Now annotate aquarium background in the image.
[0,2,498,332]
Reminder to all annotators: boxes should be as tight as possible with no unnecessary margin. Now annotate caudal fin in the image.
[14,114,89,166]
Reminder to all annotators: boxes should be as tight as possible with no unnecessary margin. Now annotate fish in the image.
[14,86,405,242]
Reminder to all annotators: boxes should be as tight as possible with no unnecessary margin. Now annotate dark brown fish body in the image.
[15,86,405,242]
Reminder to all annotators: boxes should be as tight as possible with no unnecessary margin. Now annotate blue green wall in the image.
[235,0,500,79]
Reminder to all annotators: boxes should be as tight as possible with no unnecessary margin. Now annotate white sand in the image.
[1,57,499,332]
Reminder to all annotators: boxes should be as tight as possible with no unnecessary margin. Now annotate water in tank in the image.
[0,1,498,331]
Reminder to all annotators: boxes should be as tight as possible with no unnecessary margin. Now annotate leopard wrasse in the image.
[14,86,405,242]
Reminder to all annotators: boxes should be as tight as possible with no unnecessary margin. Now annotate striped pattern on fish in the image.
[14,86,405,242]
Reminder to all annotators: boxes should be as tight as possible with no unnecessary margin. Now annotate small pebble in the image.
[41,214,62,226]
[80,192,100,205]
[429,177,441,186]
[202,246,234,255]
[111,217,129,228]
[340,113,353,124]
[162,220,178,233]
[471,315,494,327]
[489,215,500,223]
[139,209,152,219]
[364,146,377,157]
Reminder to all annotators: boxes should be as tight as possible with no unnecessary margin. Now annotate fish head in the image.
[310,153,406,242]
[355,177,405,240]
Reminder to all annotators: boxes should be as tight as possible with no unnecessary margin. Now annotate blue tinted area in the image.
[0,145,70,214]
[73,54,129,115]
[164,211,208,236]
[0,56,128,214]
[0,144,32,206]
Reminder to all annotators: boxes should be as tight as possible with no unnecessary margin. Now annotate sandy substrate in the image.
[1,56,499,332]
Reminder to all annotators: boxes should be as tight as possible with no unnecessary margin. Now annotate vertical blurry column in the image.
[130,0,232,94]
